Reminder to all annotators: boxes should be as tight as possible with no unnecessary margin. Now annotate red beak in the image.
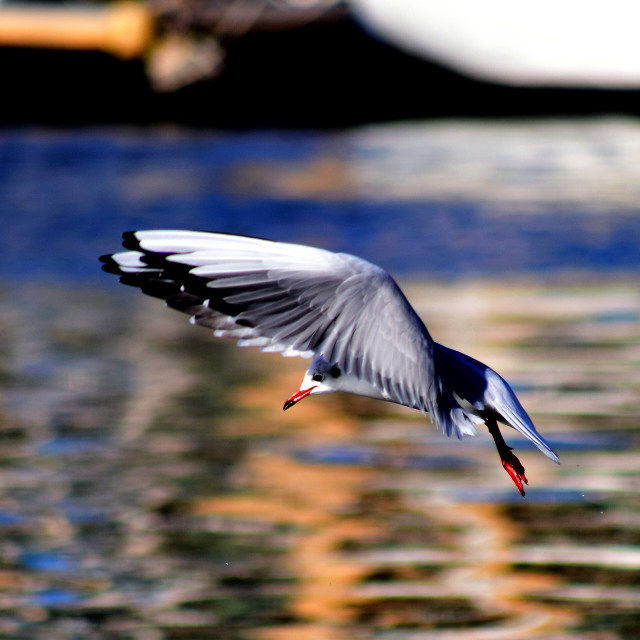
[283,386,316,411]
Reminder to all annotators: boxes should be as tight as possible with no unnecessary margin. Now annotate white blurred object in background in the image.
[351,0,640,87]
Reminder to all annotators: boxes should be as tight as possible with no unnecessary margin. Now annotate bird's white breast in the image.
[330,370,391,402]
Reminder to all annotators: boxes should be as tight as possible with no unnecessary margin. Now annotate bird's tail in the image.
[432,343,559,463]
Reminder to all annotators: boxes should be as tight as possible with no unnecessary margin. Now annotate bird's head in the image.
[283,357,343,410]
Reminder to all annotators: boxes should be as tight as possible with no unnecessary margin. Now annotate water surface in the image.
[0,121,639,639]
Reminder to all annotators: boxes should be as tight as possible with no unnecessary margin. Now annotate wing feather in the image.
[101,230,437,414]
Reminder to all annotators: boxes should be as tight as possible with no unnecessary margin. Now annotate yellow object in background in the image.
[0,1,153,58]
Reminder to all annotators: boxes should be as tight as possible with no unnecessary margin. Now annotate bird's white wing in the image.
[101,230,438,413]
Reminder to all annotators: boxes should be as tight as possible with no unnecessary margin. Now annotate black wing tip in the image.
[99,254,123,275]
[100,231,140,272]
[121,230,140,251]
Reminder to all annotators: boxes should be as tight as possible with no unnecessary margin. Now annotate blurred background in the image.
[0,1,640,638]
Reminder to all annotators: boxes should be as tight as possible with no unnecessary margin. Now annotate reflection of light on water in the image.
[224,381,577,638]
[0,280,639,638]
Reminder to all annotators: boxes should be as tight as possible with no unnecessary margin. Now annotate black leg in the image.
[486,417,528,498]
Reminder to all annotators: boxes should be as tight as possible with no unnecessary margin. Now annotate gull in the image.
[101,230,559,496]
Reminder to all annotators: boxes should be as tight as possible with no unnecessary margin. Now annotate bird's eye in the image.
[312,373,324,382]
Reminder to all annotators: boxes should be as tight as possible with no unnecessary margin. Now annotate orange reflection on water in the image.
[197,366,384,636]
[2,281,638,639]
[192,347,581,639]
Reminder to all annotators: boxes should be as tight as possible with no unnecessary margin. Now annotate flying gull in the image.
[101,230,559,496]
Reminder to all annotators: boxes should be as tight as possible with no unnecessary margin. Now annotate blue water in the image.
[1,128,639,283]
[1,127,638,640]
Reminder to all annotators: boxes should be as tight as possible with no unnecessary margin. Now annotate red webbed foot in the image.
[500,449,528,497]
